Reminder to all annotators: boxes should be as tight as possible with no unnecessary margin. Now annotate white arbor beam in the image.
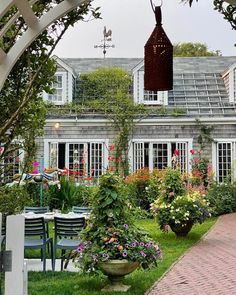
[225,0,236,5]
[0,0,14,18]
[0,0,90,90]
[14,0,38,27]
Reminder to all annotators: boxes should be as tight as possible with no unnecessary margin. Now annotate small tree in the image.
[0,2,100,183]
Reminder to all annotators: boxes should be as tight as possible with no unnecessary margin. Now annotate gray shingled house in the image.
[39,56,236,183]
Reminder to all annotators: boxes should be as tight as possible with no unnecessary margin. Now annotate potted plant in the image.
[71,172,162,292]
[151,190,210,237]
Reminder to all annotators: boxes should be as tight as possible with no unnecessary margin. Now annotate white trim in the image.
[52,55,76,77]
[43,138,108,170]
[46,116,236,125]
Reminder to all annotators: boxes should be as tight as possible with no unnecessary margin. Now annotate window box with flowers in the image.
[69,172,162,292]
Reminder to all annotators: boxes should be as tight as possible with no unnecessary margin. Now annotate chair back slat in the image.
[54,217,85,238]
[25,217,46,237]
[72,206,91,214]
[24,206,49,214]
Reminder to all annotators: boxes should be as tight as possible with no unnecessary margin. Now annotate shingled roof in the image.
[60,56,236,118]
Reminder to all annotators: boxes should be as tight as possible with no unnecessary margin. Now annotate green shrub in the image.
[43,177,97,211]
[0,185,32,221]
[206,182,236,216]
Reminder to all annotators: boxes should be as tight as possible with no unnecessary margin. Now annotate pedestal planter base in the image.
[99,260,139,292]
[169,221,194,237]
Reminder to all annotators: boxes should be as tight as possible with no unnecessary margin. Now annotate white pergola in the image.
[0,0,90,90]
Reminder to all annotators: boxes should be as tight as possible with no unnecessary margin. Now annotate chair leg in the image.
[50,241,53,271]
[42,246,46,272]
[61,249,65,271]
[52,245,56,271]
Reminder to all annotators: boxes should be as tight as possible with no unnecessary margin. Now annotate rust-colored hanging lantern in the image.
[144,4,173,91]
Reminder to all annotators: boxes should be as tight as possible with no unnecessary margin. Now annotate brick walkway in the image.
[147,213,236,295]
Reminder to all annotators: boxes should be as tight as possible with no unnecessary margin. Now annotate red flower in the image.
[81,159,85,164]
[174,149,179,156]
[108,155,114,161]
[109,144,115,151]
[190,149,195,155]
[116,157,121,163]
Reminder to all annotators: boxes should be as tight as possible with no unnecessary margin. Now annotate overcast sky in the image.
[53,0,236,58]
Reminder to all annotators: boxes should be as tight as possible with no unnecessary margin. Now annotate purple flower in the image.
[76,247,83,253]
[123,224,129,228]
[156,249,162,258]
[102,253,109,258]
[131,242,137,247]
[139,242,145,247]
[124,243,129,248]
[122,251,128,257]
[140,251,146,257]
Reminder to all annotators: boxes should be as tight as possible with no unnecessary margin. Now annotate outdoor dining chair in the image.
[24,217,53,272]
[24,206,49,214]
[24,206,50,250]
[53,216,85,271]
[72,206,91,214]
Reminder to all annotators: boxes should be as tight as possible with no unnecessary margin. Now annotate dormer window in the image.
[48,74,64,104]
[133,66,168,105]
[223,63,236,103]
[143,90,168,105]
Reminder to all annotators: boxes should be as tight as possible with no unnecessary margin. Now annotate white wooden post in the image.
[5,215,27,295]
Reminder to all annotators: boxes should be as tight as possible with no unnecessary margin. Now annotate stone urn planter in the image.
[169,220,194,237]
[99,259,139,292]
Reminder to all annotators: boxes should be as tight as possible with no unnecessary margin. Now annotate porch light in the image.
[144,1,173,91]
[54,122,60,129]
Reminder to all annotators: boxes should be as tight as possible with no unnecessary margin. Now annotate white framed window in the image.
[133,70,168,105]
[214,141,235,183]
[43,72,67,105]
[2,149,21,183]
[45,140,106,181]
[143,90,168,105]
[132,140,190,173]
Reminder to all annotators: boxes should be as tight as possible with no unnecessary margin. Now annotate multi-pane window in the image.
[153,143,168,170]
[143,90,168,105]
[48,142,104,181]
[217,142,232,182]
[3,150,20,183]
[48,74,63,103]
[133,141,189,173]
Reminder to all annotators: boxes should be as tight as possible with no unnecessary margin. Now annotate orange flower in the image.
[117,245,123,251]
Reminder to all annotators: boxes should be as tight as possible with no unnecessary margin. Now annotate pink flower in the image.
[81,159,85,164]
[109,144,115,151]
[108,155,114,161]
[0,147,4,154]
[32,170,39,174]
[33,161,39,167]
[174,149,179,156]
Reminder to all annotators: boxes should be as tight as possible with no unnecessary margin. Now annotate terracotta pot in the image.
[99,259,139,292]
[169,220,194,237]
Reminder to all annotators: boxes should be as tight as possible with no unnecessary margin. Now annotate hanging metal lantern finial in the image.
[144,2,173,91]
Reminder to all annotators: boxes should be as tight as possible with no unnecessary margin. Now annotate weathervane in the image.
[94,26,115,58]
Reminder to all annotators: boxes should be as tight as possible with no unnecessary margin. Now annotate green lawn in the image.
[28,217,216,295]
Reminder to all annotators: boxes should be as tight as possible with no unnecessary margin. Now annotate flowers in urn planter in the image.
[73,223,162,272]
[151,190,210,231]
[70,171,162,273]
